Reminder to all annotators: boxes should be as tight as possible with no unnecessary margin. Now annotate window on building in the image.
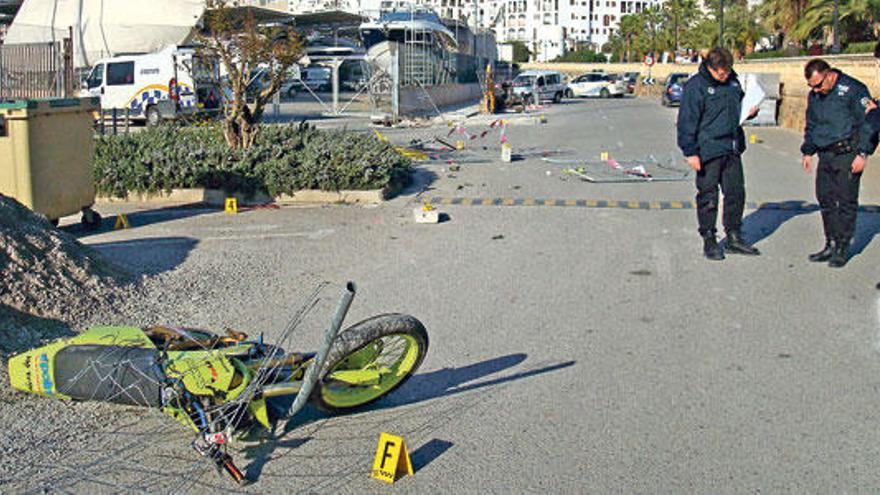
[603,14,609,26]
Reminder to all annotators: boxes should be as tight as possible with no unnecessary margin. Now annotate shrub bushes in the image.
[552,49,608,63]
[93,122,412,198]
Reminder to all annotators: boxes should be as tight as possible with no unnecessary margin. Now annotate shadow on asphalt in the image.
[740,201,818,246]
[65,204,218,238]
[741,201,880,258]
[852,213,880,256]
[392,166,439,200]
[243,437,313,484]
[88,236,199,276]
[274,353,576,433]
[411,438,455,471]
[249,354,574,486]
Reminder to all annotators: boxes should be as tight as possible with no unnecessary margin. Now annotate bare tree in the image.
[198,0,304,150]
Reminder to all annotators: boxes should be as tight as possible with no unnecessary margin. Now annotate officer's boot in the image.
[725,230,760,256]
[829,239,850,268]
[808,239,835,262]
[703,234,724,261]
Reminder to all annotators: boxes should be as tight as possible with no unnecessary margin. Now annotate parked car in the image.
[661,72,691,107]
[566,72,626,98]
[288,65,332,94]
[508,70,567,107]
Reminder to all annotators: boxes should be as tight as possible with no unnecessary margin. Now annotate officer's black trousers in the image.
[816,150,861,242]
[695,154,745,237]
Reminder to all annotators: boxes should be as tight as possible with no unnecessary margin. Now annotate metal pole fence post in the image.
[332,57,340,115]
[391,44,400,121]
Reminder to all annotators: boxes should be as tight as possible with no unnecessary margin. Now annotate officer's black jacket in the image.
[677,62,746,162]
[865,106,880,154]
[800,70,874,156]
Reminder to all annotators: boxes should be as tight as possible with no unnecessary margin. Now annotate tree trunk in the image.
[222,104,259,150]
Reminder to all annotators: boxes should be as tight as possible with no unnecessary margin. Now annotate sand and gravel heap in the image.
[0,194,129,354]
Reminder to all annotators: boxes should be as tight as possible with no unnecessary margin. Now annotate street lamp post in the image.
[831,0,841,54]
[719,0,724,48]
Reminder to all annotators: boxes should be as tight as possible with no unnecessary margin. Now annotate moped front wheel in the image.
[312,314,428,413]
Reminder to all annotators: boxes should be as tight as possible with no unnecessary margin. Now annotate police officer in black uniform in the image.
[677,47,760,260]
[801,59,874,268]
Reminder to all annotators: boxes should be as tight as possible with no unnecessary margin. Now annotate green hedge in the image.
[553,49,607,63]
[843,41,877,54]
[93,123,412,198]
[745,49,807,60]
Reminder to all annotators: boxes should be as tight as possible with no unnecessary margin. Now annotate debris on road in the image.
[414,203,440,224]
[545,155,692,183]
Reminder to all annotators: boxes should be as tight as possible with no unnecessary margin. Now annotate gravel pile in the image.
[0,194,129,356]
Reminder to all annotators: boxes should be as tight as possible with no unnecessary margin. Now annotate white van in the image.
[510,70,567,104]
[80,45,222,125]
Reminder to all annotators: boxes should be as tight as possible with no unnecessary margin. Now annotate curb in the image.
[96,187,386,207]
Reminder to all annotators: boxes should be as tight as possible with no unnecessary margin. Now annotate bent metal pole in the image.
[285,281,357,418]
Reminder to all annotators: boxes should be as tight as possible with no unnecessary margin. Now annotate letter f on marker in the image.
[381,441,396,469]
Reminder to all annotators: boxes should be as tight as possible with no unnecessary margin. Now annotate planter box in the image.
[96,187,386,206]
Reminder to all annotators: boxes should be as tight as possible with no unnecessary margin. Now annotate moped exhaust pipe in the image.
[285,281,356,418]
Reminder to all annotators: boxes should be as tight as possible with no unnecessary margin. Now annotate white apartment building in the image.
[495,0,663,61]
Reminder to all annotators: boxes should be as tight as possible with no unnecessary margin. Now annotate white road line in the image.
[89,229,336,248]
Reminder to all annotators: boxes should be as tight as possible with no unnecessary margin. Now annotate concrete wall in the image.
[398,83,483,117]
[525,54,880,134]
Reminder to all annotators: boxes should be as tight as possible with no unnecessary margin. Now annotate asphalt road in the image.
[39,97,880,492]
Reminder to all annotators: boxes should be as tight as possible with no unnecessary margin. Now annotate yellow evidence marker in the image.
[371,432,414,484]
[225,198,238,215]
[113,214,130,230]
[600,151,609,161]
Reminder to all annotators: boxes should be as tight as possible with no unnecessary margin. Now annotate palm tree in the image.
[642,5,665,57]
[618,14,644,62]
[758,0,811,38]
[663,0,701,53]
[791,0,880,45]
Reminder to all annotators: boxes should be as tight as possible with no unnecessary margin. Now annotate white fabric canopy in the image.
[5,0,205,68]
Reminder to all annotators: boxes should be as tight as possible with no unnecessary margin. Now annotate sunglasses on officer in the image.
[807,70,830,92]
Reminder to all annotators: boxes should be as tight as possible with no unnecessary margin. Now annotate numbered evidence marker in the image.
[371,432,414,484]
[113,214,130,230]
[225,197,238,215]
[600,151,610,161]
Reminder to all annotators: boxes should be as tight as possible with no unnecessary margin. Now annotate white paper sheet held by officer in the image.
[739,73,766,125]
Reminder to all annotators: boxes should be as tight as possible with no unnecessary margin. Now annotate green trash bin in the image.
[0,97,102,229]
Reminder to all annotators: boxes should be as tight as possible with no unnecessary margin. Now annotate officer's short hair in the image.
[804,59,831,79]
[705,47,733,71]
